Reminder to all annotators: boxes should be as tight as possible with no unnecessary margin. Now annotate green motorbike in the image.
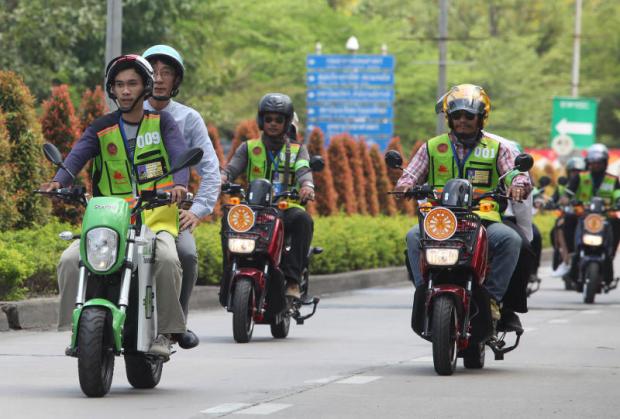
[39,143,202,397]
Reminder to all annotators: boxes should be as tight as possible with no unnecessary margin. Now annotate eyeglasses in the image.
[449,110,477,120]
[153,68,175,80]
[264,115,285,124]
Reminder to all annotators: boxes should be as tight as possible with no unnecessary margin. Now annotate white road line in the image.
[582,310,600,315]
[548,319,569,324]
[201,403,250,414]
[523,327,537,332]
[411,356,433,362]
[336,375,381,384]
[304,375,343,384]
[236,403,292,415]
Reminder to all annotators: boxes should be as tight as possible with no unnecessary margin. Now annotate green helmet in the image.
[142,44,185,98]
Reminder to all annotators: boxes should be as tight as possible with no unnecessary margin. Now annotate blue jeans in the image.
[406,221,522,302]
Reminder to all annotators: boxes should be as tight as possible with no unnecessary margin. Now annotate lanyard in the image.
[450,140,475,178]
[267,149,281,176]
[118,117,134,162]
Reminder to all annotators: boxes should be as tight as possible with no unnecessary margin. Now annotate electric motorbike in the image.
[385,150,533,375]
[219,157,324,343]
[38,143,202,397]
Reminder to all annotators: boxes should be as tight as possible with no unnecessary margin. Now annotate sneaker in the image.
[285,281,301,299]
[552,262,571,277]
[489,299,501,322]
[149,334,172,358]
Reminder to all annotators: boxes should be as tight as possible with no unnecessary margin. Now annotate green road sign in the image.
[550,97,598,150]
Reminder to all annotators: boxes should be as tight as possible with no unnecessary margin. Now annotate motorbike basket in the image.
[420,208,481,265]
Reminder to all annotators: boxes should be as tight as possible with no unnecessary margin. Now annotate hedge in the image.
[0,213,557,301]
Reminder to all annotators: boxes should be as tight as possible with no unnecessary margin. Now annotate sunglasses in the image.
[264,115,285,124]
[449,110,477,121]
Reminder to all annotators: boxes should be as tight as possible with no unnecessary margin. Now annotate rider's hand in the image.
[39,181,61,192]
[220,174,229,184]
[507,185,526,201]
[299,185,315,202]
[393,183,410,200]
[559,196,570,206]
[169,185,187,205]
[179,209,201,233]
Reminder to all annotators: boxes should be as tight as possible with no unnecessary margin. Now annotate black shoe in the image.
[174,329,199,349]
[497,309,523,334]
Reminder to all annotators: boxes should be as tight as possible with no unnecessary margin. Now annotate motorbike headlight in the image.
[425,248,459,266]
[582,234,603,246]
[228,238,256,254]
[86,227,118,271]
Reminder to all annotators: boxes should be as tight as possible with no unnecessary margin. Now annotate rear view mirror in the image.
[309,155,325,172]
[168,147,204,175]
[514,153,533,172]
[538,176,551,188]
[384,150,403,169]
[43,143,63,165]
[557,176,568,186]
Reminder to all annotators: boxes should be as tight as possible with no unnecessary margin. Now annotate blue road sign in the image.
[307,71,393,86]
[307,89,394,102]
[307,105,393,119]
[306,54,394,70]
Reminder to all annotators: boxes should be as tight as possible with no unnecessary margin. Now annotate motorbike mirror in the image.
[384,150,403,169]
[514,153,534,172]
[557,176,568,186]
[309,155,325,172]
[168,147,204,176]
[538,176,551,188]
[43,143,63,165]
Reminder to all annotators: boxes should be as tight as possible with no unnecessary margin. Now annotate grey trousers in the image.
[56,232,186,335]
[176,229,198,319]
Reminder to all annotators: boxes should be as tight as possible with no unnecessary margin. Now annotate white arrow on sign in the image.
[556,118,593,136]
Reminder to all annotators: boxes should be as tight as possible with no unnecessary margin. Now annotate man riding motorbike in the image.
[561,144,620,285]
[40,54,189,357]
[220,93,315,300]
[395,84,531,328]
[143,44,221,349]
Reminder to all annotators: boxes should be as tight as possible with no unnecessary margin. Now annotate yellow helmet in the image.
[435,84,491,124]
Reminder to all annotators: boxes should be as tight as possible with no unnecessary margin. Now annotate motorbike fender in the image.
[428,286,467,318]
[268,218,285,266]
[234,268,266,291]
[471,226,488,285]
[71,299,126,353]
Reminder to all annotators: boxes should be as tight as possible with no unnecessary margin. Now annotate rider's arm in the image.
[294,144,313,188]
[160,111,189,187]
[184,110,221,217]
[221,142,249,182]
[394,143,429,190]
[497,142,532,195]
[52,124,101,187]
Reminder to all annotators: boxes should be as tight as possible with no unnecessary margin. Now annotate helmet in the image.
[105,54,154,100]
[142,44,185,97]
[585,144,609,164]
[566,156,586,172]
[257,93,294,132]
[436,84,491,126]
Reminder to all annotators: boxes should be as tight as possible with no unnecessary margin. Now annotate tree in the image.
[0,110,20,230]
[342,135,368,215]
[307,128,338,216]
[369,144,397,216]
[0,70,50,229]
[358,139,380,216]
[78,86,108,132]
[327,135,357,215]
[227,119,260,164]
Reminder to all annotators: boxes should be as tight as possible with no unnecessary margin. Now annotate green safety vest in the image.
[246,138,309,210]
[92,112,179,236]
[575,171,618,205]
[427,134,502,222]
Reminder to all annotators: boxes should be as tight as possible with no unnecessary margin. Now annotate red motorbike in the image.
[219,159,323,343]
[385,150,533,375]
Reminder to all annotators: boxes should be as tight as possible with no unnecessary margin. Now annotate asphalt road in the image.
[1,261,619,419]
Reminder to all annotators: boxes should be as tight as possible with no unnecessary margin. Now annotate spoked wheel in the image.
[463,341,485,369]
[124,354,163,389]
[77,307,115,397]
[270,315,290,339]
[583,263,600,304]
[232,277,255,343]
[432,295,459,376]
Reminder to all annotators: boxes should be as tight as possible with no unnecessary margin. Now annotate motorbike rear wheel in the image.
[463,341,485,369]
[432,295,458,376]
[77,307,115,397]
[124,354,163,389]
[583,263,600,304]
[270,316,290,339]
[232,277,255,343]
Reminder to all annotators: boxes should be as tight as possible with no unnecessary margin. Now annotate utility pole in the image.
[105,0,122,110]
[571,0,582,97]
[436,0,449,135]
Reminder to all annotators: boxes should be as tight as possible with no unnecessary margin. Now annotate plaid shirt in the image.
[395,132,531,193]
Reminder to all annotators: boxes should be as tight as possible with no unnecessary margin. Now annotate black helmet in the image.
[105,54,154,101]
[257,93,294,132]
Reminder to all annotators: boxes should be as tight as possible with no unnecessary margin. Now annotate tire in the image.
[583,263,600,304]
[431,295,458,376]
[77,307,115,397]
[270,316,290,339]
[125,354,163,389]
[232,277,255,343]
[463,341,485,369]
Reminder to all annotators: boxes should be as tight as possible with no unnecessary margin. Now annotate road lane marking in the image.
[304,375,343,384]
[523,327,537,332]
[336,375,381,384]
[236,403,292,415]
[411,356,433,362]
[549,319,569,324]
[201,403,250,414]
[582,310,600,315]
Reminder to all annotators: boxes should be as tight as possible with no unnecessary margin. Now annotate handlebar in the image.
[35,186,88,206]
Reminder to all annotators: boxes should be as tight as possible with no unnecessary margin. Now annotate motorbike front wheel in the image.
[583,263,601,304]
[232,277,255,343]
[77,307,115,397]
[124,354,163,389]
[432,295,459,376]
